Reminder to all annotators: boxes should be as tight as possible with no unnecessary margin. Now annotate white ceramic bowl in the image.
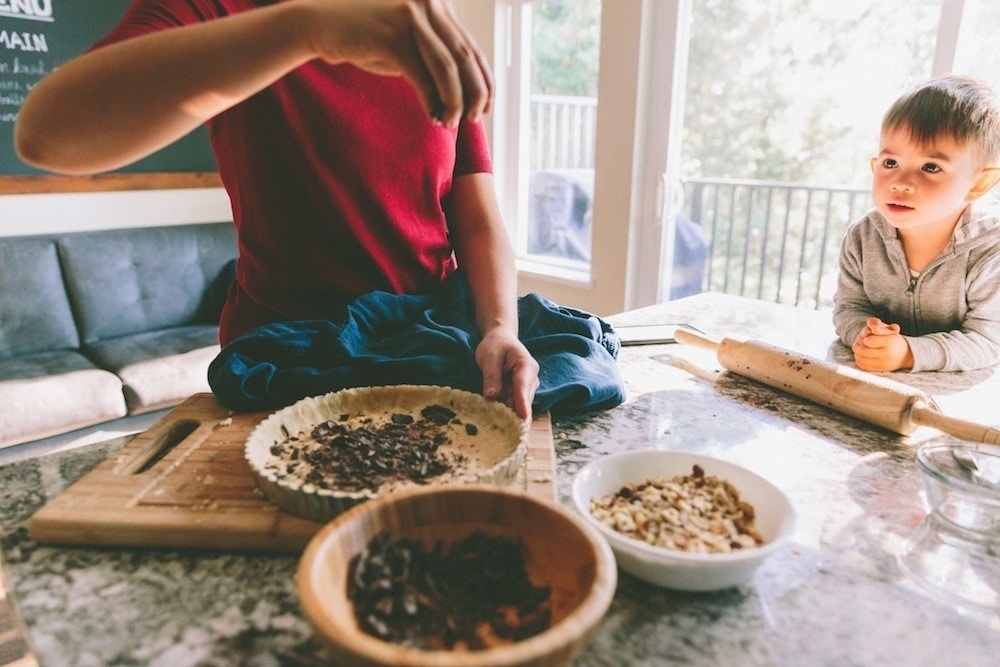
[571,450,796,591]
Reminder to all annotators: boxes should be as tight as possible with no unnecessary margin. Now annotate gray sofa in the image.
[0,222,237,448]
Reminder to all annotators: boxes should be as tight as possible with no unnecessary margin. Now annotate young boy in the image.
[833,74,1000,372]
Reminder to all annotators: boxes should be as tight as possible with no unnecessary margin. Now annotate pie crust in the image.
[245,385,528,522]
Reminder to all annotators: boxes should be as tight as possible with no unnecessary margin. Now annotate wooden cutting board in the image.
[29,393,557,553]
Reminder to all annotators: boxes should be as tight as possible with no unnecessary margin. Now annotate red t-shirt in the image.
[94,0,493,344]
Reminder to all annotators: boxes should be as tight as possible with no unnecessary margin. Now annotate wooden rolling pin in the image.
[674,328,1000,444]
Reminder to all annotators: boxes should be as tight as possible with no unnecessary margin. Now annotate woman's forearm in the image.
[15,3,315,174]
[15,0,494,175]
[448,172,538,418]
[447,173,520,337]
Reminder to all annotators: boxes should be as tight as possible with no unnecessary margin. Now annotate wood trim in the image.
[0,172,223,194]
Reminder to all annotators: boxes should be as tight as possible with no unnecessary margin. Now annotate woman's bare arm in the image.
[15,0,493,174]
[447,173,539,420]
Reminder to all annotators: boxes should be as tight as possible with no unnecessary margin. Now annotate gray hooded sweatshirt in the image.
[833,198,1000,372]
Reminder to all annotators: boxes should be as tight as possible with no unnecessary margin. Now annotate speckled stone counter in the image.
[2,292,998,666]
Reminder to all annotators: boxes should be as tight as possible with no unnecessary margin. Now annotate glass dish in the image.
[898,442,1000,613]
[898,512,1000,614]
[915,442,1000,536]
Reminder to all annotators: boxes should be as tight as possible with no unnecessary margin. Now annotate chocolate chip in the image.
[421,405,456,425]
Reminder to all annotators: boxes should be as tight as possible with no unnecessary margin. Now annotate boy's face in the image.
[871,126,990,233]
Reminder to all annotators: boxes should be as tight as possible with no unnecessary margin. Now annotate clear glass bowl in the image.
[898,442,1000,614]
[915,442,1000,536]
[898,512,1000,614]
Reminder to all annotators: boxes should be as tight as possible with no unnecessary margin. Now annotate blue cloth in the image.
[208,271,625,414]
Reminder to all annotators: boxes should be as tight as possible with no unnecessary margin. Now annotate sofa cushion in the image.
[83,325,220,413]
[0,238,80,359]
[0,351,127,448]
[58,223,236,345]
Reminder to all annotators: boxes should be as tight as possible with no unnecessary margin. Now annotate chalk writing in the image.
[0,1,54,23]
[1,29,48,51]
[0,1,50,132]
[0,0,216,175]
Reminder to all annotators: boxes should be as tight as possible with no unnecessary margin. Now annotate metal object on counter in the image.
[1,554,38,667]
[952,448,1000,490]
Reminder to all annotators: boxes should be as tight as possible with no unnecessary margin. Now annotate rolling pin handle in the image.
[674,328,722,351]
[910,405,1000,445]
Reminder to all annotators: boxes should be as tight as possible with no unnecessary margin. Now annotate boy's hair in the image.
[882,74,1000,166]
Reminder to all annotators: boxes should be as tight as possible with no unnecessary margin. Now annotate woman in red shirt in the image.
[15,0,540,419]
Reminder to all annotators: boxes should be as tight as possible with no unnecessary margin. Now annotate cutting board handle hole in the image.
[114,419,200,475]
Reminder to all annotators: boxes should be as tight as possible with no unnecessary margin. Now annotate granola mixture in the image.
[588,464,763,553]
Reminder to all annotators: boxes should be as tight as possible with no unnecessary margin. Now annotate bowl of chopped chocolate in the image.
[245,385,528,523]
[297,483,617,667]
[571,450,795,591]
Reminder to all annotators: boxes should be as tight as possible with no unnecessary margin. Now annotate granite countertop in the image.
[2,292,998,666]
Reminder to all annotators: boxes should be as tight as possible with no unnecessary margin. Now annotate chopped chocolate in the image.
[264,406,478,493]
[348,531,552,650]
[420,405,457,425]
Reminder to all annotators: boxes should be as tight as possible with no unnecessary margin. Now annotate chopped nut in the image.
[589,466,763,554]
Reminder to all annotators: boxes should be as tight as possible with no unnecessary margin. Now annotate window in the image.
[670,0,1000,309]
[523,1,600,269]
[469,0,999,314]
[950,0,1000,85]
[490,0,646,315]
[495,0,602,284]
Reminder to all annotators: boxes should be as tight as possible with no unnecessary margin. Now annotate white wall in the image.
[0,187,232,237]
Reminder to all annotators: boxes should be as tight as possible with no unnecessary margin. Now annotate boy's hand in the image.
[852,317,914,371]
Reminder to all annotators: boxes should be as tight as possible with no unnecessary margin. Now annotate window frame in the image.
[458,0,978,315]
[480,0,650,315]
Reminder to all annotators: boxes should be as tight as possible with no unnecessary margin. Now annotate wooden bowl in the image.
[297,484,617,667]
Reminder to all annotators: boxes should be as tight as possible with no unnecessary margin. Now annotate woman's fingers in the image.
[424,0,493,119]
[407,2,464,124]
[305,0,492,125]
[309,0,493,126]
[410,0,492,125]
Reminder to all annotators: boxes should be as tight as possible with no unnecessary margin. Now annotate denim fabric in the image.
[208,271,625,414]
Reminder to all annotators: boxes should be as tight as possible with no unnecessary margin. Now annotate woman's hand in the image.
[475,326,540,422]
[305,0,493,126]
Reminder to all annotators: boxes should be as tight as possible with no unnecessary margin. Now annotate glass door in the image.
[494,0,649,315]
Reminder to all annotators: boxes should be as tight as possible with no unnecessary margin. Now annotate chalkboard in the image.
[0,0,218,191]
